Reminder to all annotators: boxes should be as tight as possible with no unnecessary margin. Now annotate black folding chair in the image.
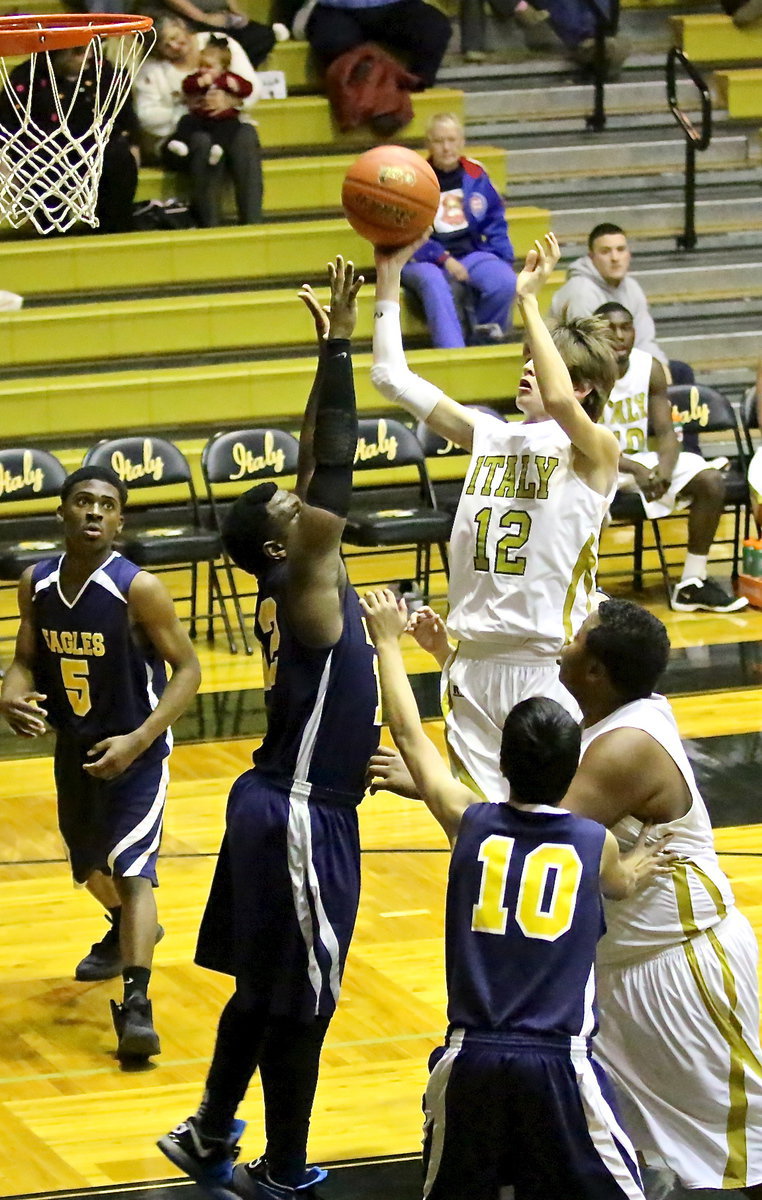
[83,436,237,651]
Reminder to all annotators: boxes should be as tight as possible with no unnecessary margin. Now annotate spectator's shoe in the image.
[272,22,290,40]
[167,139,189,159]
[571,34,631,80]
[233,1157,328,1199]
[209,144,224,166]
[111,994,161,1061]
[158,1116,246,1200]
[75,920,165,981]
[514,5,564,52]
[671,577,749,613]
[732,0,762,24]
[471,322,506,345]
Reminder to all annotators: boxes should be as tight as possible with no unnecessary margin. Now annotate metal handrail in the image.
[666,47,712,250]
[580,0,620,131]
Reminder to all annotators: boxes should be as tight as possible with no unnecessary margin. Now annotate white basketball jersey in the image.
[447,413,612,655]
[581,694,735,967]
[604,347,652,454]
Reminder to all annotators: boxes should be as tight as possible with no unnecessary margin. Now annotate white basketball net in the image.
[0,26,154,234]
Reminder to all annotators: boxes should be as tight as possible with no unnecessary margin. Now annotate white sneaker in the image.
[208,144,224,166]
[167,138,189,158]
[272,21,290,41]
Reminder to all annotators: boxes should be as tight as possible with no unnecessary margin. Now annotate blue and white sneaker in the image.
[232,1156,328,1199]
[158,1115,246,1200]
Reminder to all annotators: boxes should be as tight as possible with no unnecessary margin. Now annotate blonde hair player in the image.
[372,232,619,800]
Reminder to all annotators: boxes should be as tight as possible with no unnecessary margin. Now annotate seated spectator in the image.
[0,44,139,234]
[401,112,516,349]
[93,0,289,66]
[459,0,562,60]
[597,301,747,613]
[297,0,451,90]
[133,16,263,227]
[167,35,252,164]
[551,222,699,448]
[718,0,762,26]
[541,0,630,76]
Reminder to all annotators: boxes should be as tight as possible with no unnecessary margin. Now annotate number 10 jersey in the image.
[447,413,611,655]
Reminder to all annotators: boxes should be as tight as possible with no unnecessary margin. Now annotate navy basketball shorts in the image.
[195,768,361,1021]
[54,736,169,886]
[423,1029,644,1200]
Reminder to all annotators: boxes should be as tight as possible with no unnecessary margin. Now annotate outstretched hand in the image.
[367,744,421,799]
[621,823,677,892]
[374,229,431,277]
[298,282,330,343]
[515,232,561,301]
[360,586,407,645]
[327,254,363,340]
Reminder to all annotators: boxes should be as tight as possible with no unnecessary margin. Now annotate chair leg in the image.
[189,563,198,640]
[206,567,215,643]
[650,520,672,603]
[633,520,644,592]
[223,555,254,656]
[210,565,238,654]
[732,506,742,582]
[439,540,450,580]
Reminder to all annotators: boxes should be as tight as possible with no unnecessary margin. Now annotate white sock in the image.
[208,144,223,166]
[167,138,188,158]
[681,553,708,583]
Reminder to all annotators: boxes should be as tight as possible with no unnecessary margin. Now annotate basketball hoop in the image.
[0,13,155,234]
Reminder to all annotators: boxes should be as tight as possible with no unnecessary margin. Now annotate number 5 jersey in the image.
[30,552,170,757]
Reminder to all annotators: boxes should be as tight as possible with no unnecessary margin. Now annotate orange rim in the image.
[0,13,153,55]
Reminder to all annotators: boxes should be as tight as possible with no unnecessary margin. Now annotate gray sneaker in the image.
[671,577,749,613]
[75,919,165,982]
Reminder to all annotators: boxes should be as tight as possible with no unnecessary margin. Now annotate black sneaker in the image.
[671,577,749,613]
[233,1156,327,1199]
[110,994,161,1061]
[158,1115,246,1200]
[75,920,165,981]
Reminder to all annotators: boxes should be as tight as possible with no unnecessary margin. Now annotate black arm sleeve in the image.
[306,337,357,518]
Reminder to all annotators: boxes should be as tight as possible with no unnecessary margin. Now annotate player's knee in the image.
[691,468,726,505]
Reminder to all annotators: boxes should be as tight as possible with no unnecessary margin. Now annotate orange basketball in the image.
[342,145,440,247]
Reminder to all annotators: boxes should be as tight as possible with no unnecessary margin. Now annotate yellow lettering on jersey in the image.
[60,658,91,717]
[0,450,44,498]
[229,433,286,480]
[494,456,517,498]
[257,596,280,691]
[607,392,647,427]
[472,834,514,935]
[464,455,485,495]
[515,844,583,942]
[515,455,536,500]
[354,419,398,464]
[40,629,106,656]
[479,456,504,495]
[534,456,560,500]
[110,439,164,484]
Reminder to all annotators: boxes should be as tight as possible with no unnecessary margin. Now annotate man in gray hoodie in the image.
[550,223,694,381]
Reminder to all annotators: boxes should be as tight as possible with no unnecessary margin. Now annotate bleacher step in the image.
[551,195,762,239]
[465,78,696,123]
[0,210,550,299]
[670,13,762,63]
[714,69,762,119]
[505,134,757,181]
[0,347,525,442]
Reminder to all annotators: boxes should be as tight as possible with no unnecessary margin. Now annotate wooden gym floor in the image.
[0,536,761,1200]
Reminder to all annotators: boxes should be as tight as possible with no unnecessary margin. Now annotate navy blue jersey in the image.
[30,552,169,755]
[446,802,606,1038]
[252,565,380,804]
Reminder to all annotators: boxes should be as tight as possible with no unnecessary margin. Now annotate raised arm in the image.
[372,241,476,451]
[518,234,619,480]
[84,572,201,780]
[0,570,48,737]
[361,587,474,844]
[285,257,363,648]
[293,283,330,498]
